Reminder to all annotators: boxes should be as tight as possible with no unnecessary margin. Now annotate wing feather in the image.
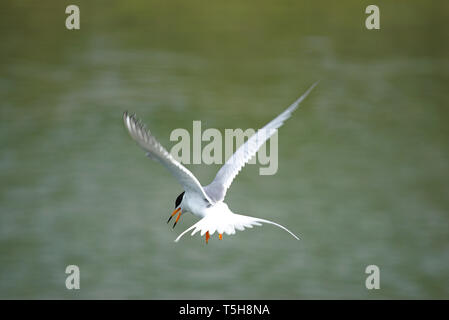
[123,112,212,204]
[205,82,318,202]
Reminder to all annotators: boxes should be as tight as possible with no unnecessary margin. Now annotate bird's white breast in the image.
[182,192,209,218]
[183,192,231,218]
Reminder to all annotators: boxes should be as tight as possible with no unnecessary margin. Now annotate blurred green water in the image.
[0,0,448,299]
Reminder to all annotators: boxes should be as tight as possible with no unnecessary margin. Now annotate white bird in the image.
[123,82,317,243]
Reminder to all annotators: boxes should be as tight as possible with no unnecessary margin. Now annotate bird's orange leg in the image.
[219,234,223,240]
[205,231,210,244]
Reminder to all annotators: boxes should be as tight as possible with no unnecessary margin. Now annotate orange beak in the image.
[167,207,180,224]
[169,207,182,229]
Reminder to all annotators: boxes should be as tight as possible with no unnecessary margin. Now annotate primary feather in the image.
[205,81,318,202]
[123,112,213,204]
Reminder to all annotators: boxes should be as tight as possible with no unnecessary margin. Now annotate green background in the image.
[0,0,448,298]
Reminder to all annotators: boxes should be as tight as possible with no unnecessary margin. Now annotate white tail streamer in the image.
[175,212,299,242]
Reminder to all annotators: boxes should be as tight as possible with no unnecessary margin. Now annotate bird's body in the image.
[181,190,210,219]
[123,82,317,243]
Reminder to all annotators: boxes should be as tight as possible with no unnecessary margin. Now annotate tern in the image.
[123,82,317,243]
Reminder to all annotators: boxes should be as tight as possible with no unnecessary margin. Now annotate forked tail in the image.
[251,217,300,240]
[175,212,300,242]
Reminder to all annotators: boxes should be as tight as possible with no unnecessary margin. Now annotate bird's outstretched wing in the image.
[123,112,212,204]
[204,82,318,202]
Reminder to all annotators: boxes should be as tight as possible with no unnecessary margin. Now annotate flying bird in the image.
[123,82,317,243]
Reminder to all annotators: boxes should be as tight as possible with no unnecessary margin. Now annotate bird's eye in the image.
[175,191,185,208]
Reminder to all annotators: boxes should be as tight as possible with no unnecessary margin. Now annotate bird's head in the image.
[167,191,185,228]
